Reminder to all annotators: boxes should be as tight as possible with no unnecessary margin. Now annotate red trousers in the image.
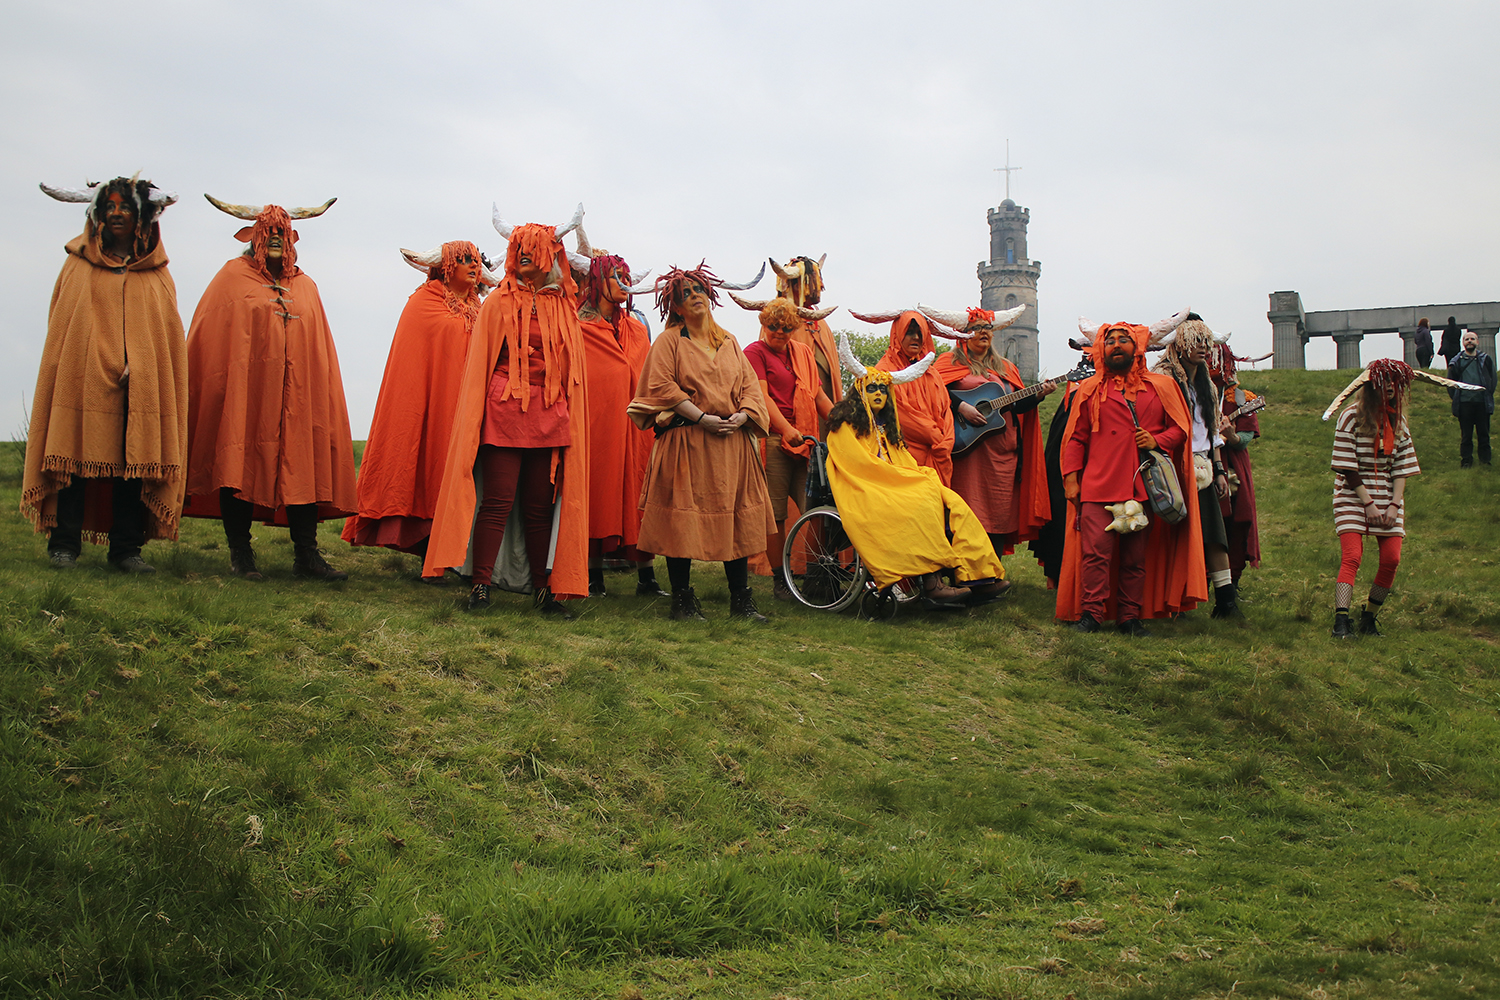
[472,446,555,588]
[1079,501,1147,622]
[1337,532,1401,588]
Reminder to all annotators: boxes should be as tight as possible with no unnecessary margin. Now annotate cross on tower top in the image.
[994,139,1022,201]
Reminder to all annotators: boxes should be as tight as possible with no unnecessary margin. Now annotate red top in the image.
[743,340,797,418]
[1062,380,1184,503]
[483,313,571,448]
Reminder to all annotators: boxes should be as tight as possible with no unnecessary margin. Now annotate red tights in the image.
[472,446,555,588]
[1337,532,1401,588]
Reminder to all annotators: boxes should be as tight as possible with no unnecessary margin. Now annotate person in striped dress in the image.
[1327,360,1425,638]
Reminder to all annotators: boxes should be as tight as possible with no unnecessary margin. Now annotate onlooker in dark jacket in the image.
[1413,317,1434,369]
[1438,316,1463,367]
[1447,331,1496,467]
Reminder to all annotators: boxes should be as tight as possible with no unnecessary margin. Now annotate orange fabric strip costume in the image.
[343,279,474,551]
[795,316,844,405]
[874,311,955,484]
[422,225,591,598]
[580,310,653,547]
[22,224,188,542]
[933,349,1049,549]
[183,256,358,523]
[1054,369,1207,620]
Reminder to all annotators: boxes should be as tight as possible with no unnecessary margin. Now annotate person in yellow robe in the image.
[825,333,1008,606]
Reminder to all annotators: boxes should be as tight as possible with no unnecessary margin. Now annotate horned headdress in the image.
[1322,358,1482,422]
[42,175,178,255]
[491,202,591,275]
[772,255,827,308]
[837,329,935,442]
[632,261,768,322]
[204,193,337,273]
[399,243,502,286]
[918,303,1026,335]
[850,308,973,341]
[1077,308,1191,354]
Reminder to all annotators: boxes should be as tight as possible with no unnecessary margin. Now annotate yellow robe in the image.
[825,423,1003,588]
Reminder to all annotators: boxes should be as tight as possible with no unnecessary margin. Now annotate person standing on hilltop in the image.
[24,176,188,574]
[1446,330,1495,468]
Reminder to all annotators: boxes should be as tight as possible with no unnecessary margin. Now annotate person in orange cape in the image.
[929,304,1054,560]
[627,261,776,622]
[852,308,962,484]
[422,205,591,615]
[342,241,499,560]
[575,249,666,598]
[1057,316,1206,635]
[25,176,187,573]
[184,194,356,582]
[742,298,834,601]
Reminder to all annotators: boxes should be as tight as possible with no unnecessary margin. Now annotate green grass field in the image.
[2,369,1497,999]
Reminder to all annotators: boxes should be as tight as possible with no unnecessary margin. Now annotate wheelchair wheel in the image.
[783,505,868,612]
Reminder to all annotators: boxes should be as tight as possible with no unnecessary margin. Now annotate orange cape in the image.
[183,256,357,523]
[794,316,843,405]
[342,280,475,550]
[580,308,652,547]
[21,224,188,542]
[422,265,591,598]
[874,311,956,485]
[1054,371,1207,620]
[933,349,1049,550]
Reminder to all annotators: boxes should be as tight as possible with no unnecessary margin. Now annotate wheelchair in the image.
[779,441,920,619]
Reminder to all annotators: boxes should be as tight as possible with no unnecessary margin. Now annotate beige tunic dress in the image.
[629,324,776,561]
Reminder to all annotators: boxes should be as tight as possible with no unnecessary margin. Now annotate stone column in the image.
[1267,291,1306,369]
[1473,327,1499,360]
[1332,332,1364,369]
[1399,329,1418,367]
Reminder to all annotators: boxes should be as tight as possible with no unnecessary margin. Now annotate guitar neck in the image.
[980,381,1046,413]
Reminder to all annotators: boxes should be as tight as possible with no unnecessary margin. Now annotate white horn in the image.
[992,303,1026,330]
[1322,369,1373,421]
[555,202,584,240]
[716,262,766,291]
[399,245,443,272]
[928,321,974,341]
[574,222,593,259]
[146,186,178,207]
[1078,317,1100,337]
[39,182,98,203]
[890,351,936,384]
[626,267,651,287]
[1212,327,1231,344]
[727,291,771,312]
[770,257,797,282]
[817,253,827,271]
[491,203,514,239]
[627,276,660,296]
[917,305,971,330]
[566,250,591,273]
[797,305,838,322]
[849,309,910,325]
[1148,307,1191,343]
[288,197,337,220]
[837,330,868,381]
[204,193,263,220]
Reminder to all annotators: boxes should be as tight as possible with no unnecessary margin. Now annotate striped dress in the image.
[1331,407,1420,537]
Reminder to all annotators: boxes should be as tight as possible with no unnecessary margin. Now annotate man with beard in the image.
[1057,318,1206,635]
[1446,330,1494,467]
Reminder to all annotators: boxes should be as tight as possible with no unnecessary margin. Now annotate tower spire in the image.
[994,139,1022,201]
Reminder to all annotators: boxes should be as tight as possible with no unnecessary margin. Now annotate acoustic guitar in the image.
[951,360,1094,456]
[1223,395,1266,423]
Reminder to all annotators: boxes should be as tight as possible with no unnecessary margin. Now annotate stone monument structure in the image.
[977,198,1041,381]
[1268,291,1500,369]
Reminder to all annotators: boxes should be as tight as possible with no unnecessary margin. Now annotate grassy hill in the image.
[1,368,1497,999]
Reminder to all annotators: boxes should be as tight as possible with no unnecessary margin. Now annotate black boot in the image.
[1071,612,1100,634]
[533,585,574,619]
[1331,610,1352,639]
[229,545,264,582]
[289,505,347,582]
[1358,605,1381,636]
[588,567,607,597]
[669,586,707,621]
[730,587,769,623]
[1211,582,1241,620]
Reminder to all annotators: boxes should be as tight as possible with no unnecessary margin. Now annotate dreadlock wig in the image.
[1209,343,1237,387]
[654,262,722,324]
[425,240,483,283]
[1153,318,1220,429]
[241,205,297,275]
[583,253,633,316]
[1355,358,1412,451]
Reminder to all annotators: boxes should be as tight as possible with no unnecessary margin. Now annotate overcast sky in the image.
[3,1,1496,437]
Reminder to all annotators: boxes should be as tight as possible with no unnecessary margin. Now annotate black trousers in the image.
[1456,403,1492,465]
[220,487,321,550]
[49,477,147,562]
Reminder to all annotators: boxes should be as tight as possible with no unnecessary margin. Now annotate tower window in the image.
[1005,238,1015,264]
[1005,294,1018,309]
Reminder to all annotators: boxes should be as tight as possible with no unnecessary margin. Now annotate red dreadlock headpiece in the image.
[584,253,633,315]
[244,205,296,276]
[654,261,722,323]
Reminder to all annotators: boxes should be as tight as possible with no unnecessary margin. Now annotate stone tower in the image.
[977,199,1041,380]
